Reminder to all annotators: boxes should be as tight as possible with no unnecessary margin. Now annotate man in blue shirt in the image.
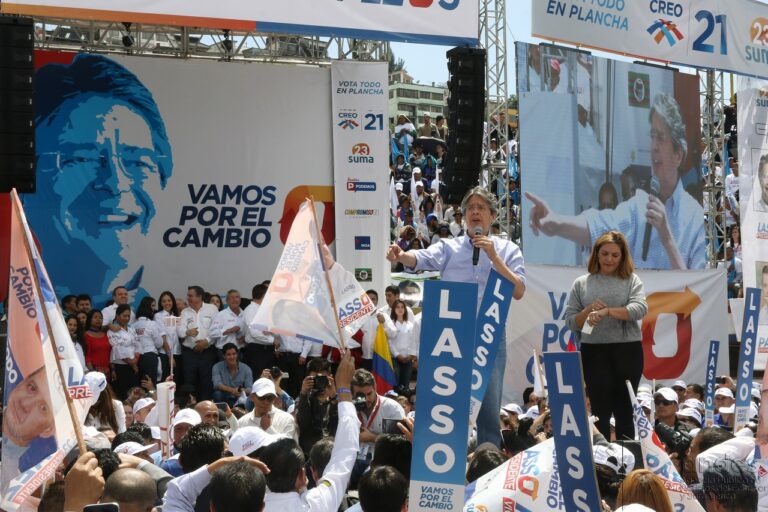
[525,93,705,270]
[212,343,253,407]
[387,186,526,446]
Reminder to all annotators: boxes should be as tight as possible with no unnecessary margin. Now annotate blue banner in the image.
[704,340,720,427]
[543,352,601,512]
[735,287,761,431]
[468,269,514,425]
[409,280,476,512]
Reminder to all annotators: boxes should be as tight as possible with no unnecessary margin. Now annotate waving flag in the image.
[2,190,90,511]
[371,324,396,393]
[253,199,369,348]
[627,381,705,512]
[464,439,563,511]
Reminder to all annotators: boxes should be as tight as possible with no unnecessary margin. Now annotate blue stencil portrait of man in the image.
[25,54,173,306]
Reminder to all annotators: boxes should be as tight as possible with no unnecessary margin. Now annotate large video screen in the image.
[518,42,704,269]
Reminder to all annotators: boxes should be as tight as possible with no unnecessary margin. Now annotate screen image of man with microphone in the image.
[386,186,526,447]
[525,93,705,270]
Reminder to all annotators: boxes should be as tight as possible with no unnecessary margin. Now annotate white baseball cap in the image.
[133,398,156,413]
[593,443,635,476]
[172,408,202,429]
[637,384,652,395]
[501,403,523,416]
[229,427,285,457]
[395,183,404,191]
[677,408,702,425]
[113,442,152,456]
[715,388,734,399]
[654,387,678,404]
[412,167,422,175]
[682,399,705,412]
[672,380,687,390]
[251,378,277,398]
[523,405,539,419]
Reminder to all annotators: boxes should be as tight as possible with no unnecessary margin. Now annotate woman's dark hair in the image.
[65,314,86,355]
[89,385,119,434]
[466,449,507,483]
[157,291,179,316]
[390,299,409,323]
[135,296,155,319]
[85,308,103,331]
[114,304,132,324]
[595,464,622,510]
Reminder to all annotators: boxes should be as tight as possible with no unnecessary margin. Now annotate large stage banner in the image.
[532,0,768,80]
[503,265,728,405]
[19,50,340,308]
[738,83,768,369]
[331,62,390,300]
[518,42,704,269]
[0,0,477,45]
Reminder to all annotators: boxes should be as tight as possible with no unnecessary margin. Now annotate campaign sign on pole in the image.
[704,340,720,427]
[409,281,476,512]
[735,287,761,432]
[468,269,514,426]
[542,352,601,512]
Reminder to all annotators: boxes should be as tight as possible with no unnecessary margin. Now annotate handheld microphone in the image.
[472,226,483,266]
[642,176,660,261]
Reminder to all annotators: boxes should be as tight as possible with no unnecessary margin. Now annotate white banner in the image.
[1,0,477,45]
[331,62,390,299]
[23,51,342,308]
[532,0,768,79]
[739,84,768,369]
[503,265,728,405]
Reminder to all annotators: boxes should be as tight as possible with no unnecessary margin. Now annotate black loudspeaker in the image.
[442,46,485,205]
[0,16,35,193]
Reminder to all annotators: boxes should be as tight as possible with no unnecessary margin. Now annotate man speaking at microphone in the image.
[525,93,705,269]
[386,186,526,446]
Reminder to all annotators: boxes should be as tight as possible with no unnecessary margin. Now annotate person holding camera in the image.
[237,377,297,440]
[350,369,405,487]
[296,359,339,456]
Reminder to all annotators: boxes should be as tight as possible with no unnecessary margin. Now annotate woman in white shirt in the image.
[85,384,126,435]
[108,304,141,399]
[66,314,87,371]
[154,291,181,381]
[132,296,171,385]
[385,299,419,390]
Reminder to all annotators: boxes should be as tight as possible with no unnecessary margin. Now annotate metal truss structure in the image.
[699,69,727,268]
[32,18,389,64]
[478,0,514,241]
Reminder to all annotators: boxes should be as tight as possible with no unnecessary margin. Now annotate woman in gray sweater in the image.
[565,231,648,440]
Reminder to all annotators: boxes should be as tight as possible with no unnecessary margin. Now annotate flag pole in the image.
[10,190,86,454]
[307,197,348,352]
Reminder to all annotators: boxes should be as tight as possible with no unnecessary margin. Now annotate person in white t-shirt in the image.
[132,296,170,385]
[350,369,405,487]
[243,284,278,377]
[154,290,181,380]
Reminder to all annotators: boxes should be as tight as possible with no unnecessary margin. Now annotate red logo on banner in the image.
[641,287,701,379]
[278,185,335,245]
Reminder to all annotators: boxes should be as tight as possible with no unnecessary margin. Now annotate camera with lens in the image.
[353,393,368,412]
[270,366,282,378]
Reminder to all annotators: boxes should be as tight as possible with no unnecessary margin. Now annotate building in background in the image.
[388,69,447,127]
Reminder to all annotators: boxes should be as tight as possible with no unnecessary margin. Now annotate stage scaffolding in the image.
[479,0,514,240]
[700,69,727,269]
[32,18,390,63]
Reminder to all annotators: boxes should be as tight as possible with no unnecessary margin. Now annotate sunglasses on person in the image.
[256,394,276,402]
[654,399,675,407]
